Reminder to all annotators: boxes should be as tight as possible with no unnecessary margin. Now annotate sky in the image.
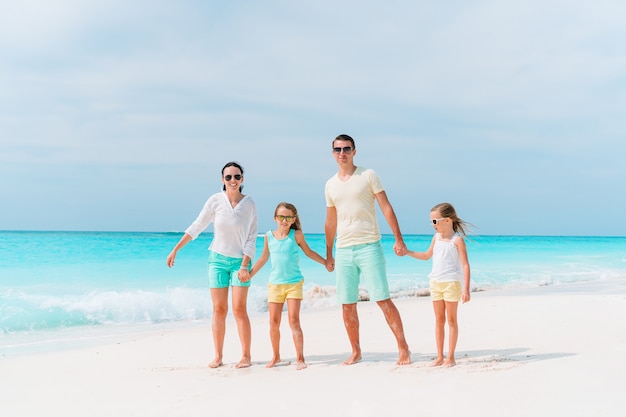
[1,0,625,236]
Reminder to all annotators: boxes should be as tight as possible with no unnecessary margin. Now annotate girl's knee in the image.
[288,319,302,331]
[213,305,228,317]
[434,314,446,326]
[269,317,281,328]
[232,306,248,320]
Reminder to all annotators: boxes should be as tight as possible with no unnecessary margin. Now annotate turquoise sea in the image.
[1,231,625,353]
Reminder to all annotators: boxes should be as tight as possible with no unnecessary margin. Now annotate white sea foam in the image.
[1,232,625,335]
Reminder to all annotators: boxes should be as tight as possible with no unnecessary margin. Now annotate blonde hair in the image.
[274,202,301,230]
[431,202,474,237]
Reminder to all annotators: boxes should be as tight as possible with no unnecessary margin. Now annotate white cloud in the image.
[1,0,625,234]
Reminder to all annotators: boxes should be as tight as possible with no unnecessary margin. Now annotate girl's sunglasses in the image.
[276,215,295,222]
[224,174,242,181]
[431,218,447,225]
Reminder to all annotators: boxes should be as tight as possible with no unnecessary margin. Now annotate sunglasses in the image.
[333,146,353,154]
[276,215,296,222]
[224,174,242,181]
[431,218,447,225]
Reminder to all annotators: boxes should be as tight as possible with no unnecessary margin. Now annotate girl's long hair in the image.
[274,202,301,231]
[431,202,474,237]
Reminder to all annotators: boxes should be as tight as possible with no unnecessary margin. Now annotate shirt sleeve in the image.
[184,196,216,239]
[242,199,258,259]
[325,177,336,207]
[368,169,385,194]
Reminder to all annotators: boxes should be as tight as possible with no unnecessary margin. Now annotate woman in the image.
[167,161,258,368]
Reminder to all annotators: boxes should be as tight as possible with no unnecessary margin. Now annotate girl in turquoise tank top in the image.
[250,202,327,370]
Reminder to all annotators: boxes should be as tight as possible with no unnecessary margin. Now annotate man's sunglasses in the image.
[332,146,353,154]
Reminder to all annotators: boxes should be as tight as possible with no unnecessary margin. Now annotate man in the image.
[324,134,411,365]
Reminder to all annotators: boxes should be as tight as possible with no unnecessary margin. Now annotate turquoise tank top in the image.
[267,229,304,285]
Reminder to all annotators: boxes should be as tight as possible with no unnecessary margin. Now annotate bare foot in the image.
[296,361,307,370]
[430,358,444,367]
[342,352,362,365]
[266,357,291,368]
[208,359,223,369]
[397,349,412,365]
[235,357,252,368]
[443,359,456,368]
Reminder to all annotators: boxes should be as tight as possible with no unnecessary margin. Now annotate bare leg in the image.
[232,286,252,368]
[266,302,284,368]
[430,300,446,366]
[443,301,459,367]
[342,303,362,365]
[287,298,307,370]
[209,288,229,368]
[376,299,411,365]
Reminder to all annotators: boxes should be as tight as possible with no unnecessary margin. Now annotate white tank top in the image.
[428,233,463,282]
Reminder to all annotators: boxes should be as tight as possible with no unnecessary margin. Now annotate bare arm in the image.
[249,235,270,278]
[324,206,337,272]
[166,233,193,267]
[375,191,406,256]
[295,230,326,266]
[405,235,436,260]
[456,237,471,303]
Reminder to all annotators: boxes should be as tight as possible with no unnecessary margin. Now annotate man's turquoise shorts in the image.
[335,241,390,304]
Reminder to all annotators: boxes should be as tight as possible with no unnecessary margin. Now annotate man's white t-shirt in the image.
[325,166,383,248]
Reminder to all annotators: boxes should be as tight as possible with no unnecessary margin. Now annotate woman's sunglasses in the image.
[224,174,242,181]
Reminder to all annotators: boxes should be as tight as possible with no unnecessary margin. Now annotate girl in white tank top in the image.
[402,203,473,368]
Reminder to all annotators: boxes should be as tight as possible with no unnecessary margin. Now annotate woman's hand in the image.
[166,251,177,268]
[238,268,251,283]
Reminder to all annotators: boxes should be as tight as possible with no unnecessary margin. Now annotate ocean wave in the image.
[0,287,214,333]
[2,265,625,334]
[0,285,342,334]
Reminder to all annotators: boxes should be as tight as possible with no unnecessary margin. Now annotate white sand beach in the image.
[2,279,625,417]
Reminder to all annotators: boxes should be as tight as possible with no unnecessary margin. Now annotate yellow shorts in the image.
[268,280,304,303]
[429,280,461,302]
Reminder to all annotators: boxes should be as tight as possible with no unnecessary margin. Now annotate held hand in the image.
[325,256,335,272]
[166,251,176,268]
[238,269,251,283]
[394,241,408,257]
